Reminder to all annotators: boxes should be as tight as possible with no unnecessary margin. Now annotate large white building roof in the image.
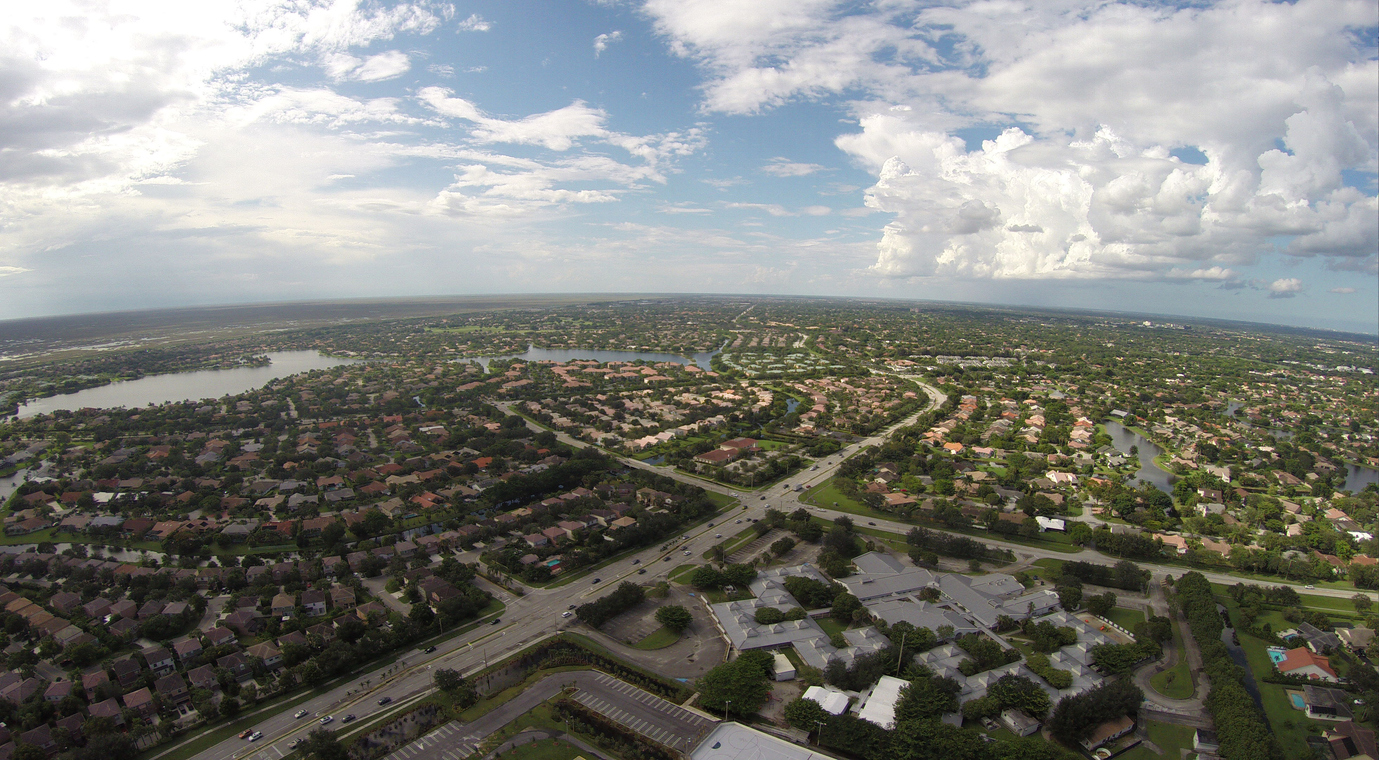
[691,724,833,760]
[802,686,849,715]
[857,675,909,729]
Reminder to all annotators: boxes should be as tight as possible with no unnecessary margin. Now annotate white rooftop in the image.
[692,723,832,760]
[857,675,909,730]
[803,686,849,715]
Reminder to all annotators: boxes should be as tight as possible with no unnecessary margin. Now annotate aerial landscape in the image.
[0,3,1376,760]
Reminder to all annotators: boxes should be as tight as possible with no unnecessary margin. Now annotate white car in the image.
[294,710,309,719]
[249,732,262,742]
[562,611,572,618]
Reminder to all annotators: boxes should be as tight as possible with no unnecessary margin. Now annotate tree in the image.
[655,605,693,633]
[433,668,463,692]
[1086,592,1117,617]
[894,676,960,721]
[697,659,770,716]
[1056,584,1082,611]
[783,697,827,731]
[1354,594,1373,615]
[831,592,862,623]
[755,605,790,625]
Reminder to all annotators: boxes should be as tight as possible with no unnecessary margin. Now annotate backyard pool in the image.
[1289,691,1306,709]
[1268,646,1287,664]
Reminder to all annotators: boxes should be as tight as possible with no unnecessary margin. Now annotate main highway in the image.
[184,379,1368,760]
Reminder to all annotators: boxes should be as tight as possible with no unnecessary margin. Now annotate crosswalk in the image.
[383,722,481,760]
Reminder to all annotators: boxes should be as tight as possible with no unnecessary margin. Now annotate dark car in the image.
[592,578,602,584]
[637,568,646,574]
[568,604,577,610]
[342,715,357,724]
[378,697,392,706]
[632,558,640,564]
[424,646,436,653]
[490,617,501,625]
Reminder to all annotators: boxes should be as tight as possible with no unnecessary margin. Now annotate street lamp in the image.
[724,699,731,721]
[814,720,826,746]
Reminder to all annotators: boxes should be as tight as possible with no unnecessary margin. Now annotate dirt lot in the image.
[591,584,728,680]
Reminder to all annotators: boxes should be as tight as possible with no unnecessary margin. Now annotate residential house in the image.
[301,590,328,617]
[123,687,156,718]
[1277,647,1339,681]
[154,673,190,704]
[246,642,284,670]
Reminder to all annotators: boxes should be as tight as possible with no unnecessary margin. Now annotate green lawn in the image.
[632,627,682,650]
[1117,720,1197,760]
[1149,617,1194,700]
[1103,606,1147,632]
[495,738,587,760]
[668,563,699,583]
[816,617,847,638]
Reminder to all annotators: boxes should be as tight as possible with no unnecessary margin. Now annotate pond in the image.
[1345,463,1379,493]
[14,351,360,418]
[1103,419,1178,493]
[464,339,728,371]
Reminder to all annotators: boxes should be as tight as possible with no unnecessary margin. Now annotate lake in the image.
[14,351,359,418]
[1103,419,1178,493]
[1346,463,1379,493]
[464,340,727,371]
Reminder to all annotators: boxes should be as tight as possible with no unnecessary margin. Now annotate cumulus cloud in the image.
[761,157,825,177]
[1268,278,1305,298]
[648,0,1379,287]
[594,31,623,57]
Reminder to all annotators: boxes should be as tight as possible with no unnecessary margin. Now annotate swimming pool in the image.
[1268,646,1287,664]
[1290,693,1306,709]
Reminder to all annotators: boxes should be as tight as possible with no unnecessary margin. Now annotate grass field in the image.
[668,563,699,583]
[1117,720,1197,760]
[495,738,587,760]
[1149,616,1195,700]
[816,617,847,638]
[1103,606,1146,631]
[633,627,682,650]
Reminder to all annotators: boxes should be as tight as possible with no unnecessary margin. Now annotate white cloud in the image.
[1331,287,1356,293]
[1268,278,1304,298]
[761,157,825,177]
[456,14,491,32]
[648,0,1379,287]
[428,63,454,77]
[325,50,411,82]
[594,31,623,57]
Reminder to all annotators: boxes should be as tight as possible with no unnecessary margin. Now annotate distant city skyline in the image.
[2,1,1375,333]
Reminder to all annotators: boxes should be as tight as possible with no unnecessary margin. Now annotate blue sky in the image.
[1,0,1376,333]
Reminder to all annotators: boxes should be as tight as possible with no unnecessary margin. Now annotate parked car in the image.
[562,611,573,618]
[568,604,577,610]
[289,739,302,749]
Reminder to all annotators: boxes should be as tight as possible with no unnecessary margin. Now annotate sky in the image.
[1,0,1376,334]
